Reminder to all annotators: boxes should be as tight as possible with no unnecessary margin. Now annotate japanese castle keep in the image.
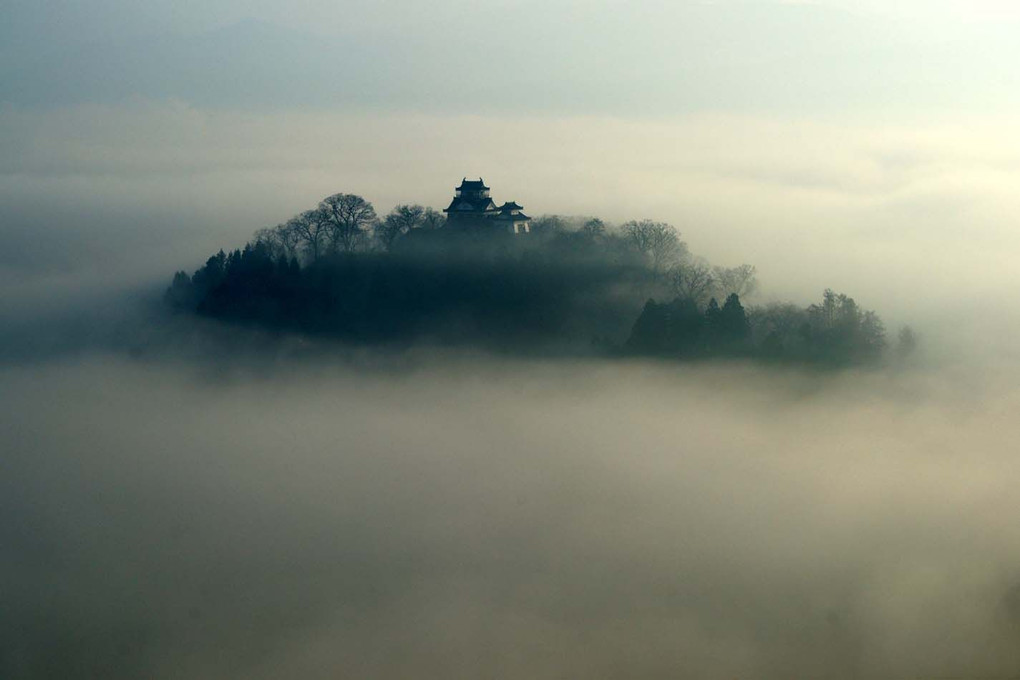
[443,178,532,234]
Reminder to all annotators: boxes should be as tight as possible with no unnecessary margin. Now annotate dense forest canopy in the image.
[166,191,906,365]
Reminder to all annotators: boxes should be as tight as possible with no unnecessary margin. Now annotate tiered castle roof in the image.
[442,178,531,233]
[493,201,530,222]
[444,178,497,219]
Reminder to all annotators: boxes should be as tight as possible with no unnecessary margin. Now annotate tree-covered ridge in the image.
[627,290,889,365]
[166,191,910,365]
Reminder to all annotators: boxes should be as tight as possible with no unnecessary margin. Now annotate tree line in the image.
[166,191,912,365]
[251,193,446,262]
[626,289,892,364]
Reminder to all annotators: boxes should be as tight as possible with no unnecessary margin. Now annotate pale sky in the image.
[2,0,1019,332]
[3,0,1018,114]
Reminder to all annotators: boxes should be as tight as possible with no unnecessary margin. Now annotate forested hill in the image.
[165,193,908,365]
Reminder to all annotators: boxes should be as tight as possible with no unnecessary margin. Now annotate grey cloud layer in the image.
[3,3,1020,676]
[4,355,1020,678]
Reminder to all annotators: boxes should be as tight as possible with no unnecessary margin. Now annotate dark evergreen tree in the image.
[719,293,750,344]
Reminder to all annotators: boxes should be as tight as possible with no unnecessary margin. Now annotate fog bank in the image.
[4,354,1020,678]
[5,2,1020,676]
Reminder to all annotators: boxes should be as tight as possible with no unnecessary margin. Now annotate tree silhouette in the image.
[165,190,894,367]
[254,223,302,262]
[719,293,750,343]
[319,193,378,254]
[895,326,918,359]
[713,264,758,299]
[580,218,607,240]
[670,259,714,305]
[420,207,446,230]
[622,220,685,274]
[378,204,427,251]
[285,209,332,262]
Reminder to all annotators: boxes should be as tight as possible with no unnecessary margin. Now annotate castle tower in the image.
[443,178,498,227]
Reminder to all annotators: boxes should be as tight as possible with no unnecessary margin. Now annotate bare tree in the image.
[283,209,332,263]
[319,193,378,254]
[713,264,758,299]
[254,223,303,261]
[622,219,686,274]
[420,207,446,230]
[377,204,426,251]
[670,258,715,305]
[253,227,285,260]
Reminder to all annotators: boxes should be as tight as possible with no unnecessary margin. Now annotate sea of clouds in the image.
[4,102,1020,678]
[4,351,1020,678]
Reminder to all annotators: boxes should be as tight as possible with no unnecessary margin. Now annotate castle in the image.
[443,178,532,234]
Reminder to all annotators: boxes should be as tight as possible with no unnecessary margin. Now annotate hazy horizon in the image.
[5,0,1020,331]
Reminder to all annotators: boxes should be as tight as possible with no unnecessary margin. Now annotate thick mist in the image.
[4,110,1020,677]
[5,352,1020,679]
[4,99,1020,678]
[5,1,1020,676]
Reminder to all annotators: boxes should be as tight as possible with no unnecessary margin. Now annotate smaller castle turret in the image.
[493,201,532,234]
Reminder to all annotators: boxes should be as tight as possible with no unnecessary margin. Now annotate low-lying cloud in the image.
[4,76,1020,678]
[3,2,1019,676]
[4,351,1020,678]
